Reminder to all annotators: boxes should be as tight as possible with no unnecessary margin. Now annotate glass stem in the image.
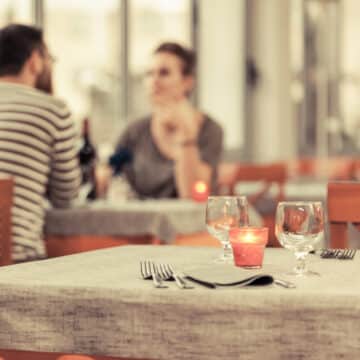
[294,252,307,275]
[223,242,233,259]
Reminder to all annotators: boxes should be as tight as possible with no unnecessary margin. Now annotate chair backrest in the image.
[289,157,357,180]
[217,162,287,201]
[217,162,287,247]
[327,182,360,248]
[0,177,13,266]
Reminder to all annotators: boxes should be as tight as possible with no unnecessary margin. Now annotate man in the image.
[0,24,81,262]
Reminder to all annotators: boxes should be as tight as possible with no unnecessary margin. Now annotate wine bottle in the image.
[79,117,97,200]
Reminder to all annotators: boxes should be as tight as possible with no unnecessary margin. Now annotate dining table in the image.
[44,199,264,256]
[0,245,359,359]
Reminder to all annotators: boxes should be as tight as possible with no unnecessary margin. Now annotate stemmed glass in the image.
[206,196,249,263]
[275,201,324,276]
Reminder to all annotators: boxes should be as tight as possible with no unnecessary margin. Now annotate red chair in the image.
[289,156,357,180]
[217,162,287,246]
[327,181,360,248]
[0,177,13,266]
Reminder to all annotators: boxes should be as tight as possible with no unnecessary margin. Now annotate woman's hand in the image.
[154,99,200,144]
[95,164,113,198]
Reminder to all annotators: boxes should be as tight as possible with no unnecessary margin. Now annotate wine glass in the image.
[275,201,324,276]
[206,196,249,263]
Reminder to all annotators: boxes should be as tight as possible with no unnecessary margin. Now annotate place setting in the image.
[136,197,288,289]
[140,194,359,292]
[139,195,359,293]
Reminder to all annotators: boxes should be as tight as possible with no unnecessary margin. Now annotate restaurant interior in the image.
[0,0,359,359]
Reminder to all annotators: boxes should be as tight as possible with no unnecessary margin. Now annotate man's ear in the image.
[27,50,43,76]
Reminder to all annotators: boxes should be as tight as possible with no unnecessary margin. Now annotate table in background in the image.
[238,178,328,202]
[0,246,359,360]
[284,178,328,201]
[44,199,263,256]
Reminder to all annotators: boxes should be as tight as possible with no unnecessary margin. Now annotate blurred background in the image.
[1,0,359,163]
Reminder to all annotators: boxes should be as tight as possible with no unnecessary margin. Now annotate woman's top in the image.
[113,114,223,198]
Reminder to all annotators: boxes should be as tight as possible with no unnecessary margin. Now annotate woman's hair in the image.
[154,42,196,76]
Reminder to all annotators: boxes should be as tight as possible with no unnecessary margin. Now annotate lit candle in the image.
[191,181,209,202]
[229,227,268,268]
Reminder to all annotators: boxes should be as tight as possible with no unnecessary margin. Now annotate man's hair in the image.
[0,24,44,76]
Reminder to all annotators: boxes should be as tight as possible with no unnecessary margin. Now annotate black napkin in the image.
[183,266,274,289]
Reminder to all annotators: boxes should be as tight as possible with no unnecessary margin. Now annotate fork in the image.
[319,249,356,259]
[140,260,152,279]
[338,249,356,259]
[140,261,168,288]
[158,263,194,289]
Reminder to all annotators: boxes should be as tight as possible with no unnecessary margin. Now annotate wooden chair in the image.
[217,162,287,246]
[289,157,357,180]
[0,177,13,266]
[327,182,360,248]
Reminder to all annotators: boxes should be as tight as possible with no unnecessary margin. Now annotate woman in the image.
[111,42,223,198]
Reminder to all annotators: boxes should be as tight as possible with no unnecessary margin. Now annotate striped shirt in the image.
[0,82,81,262]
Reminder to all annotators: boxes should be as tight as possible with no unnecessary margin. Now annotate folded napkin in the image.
[183,266,274,289]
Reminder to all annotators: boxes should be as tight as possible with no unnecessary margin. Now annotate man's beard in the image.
[35,69,53,95]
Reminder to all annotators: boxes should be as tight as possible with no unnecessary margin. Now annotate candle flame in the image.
[243,232,257,243]
[194,181,207,193]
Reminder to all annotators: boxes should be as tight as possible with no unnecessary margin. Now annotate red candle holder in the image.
[229,227,268,268]
[191,181,209,202]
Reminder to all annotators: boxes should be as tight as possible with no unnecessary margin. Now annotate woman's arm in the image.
[173,109,223,198]
[152,100,223,198]
[174,142,212,198]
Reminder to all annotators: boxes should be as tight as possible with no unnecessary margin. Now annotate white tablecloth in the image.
[237,179,328,201]
[0,246,359,359]
[45,199,263,242]
[284,179,328,200]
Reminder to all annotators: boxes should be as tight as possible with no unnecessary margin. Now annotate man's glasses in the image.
[47,53,56,64]
[38,46,56,64]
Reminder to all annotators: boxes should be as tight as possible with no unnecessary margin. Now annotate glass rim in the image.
[230,225,269,231]
[229,227,268,245]
[207,195,247,200]
[229,226,268,233]
[277,201,323,206]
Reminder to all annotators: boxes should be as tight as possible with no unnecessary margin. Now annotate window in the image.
[44,0,123,150]
[39,0,246,156]
[0,0,33,26]
[341,0,360,151]
[128,0,192,119]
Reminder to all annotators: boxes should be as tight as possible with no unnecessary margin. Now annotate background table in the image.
[284,178,328,200]
[44,199,263,256]
[45,199,208,242]
[0,245,359,359]
[237,178,328,202]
